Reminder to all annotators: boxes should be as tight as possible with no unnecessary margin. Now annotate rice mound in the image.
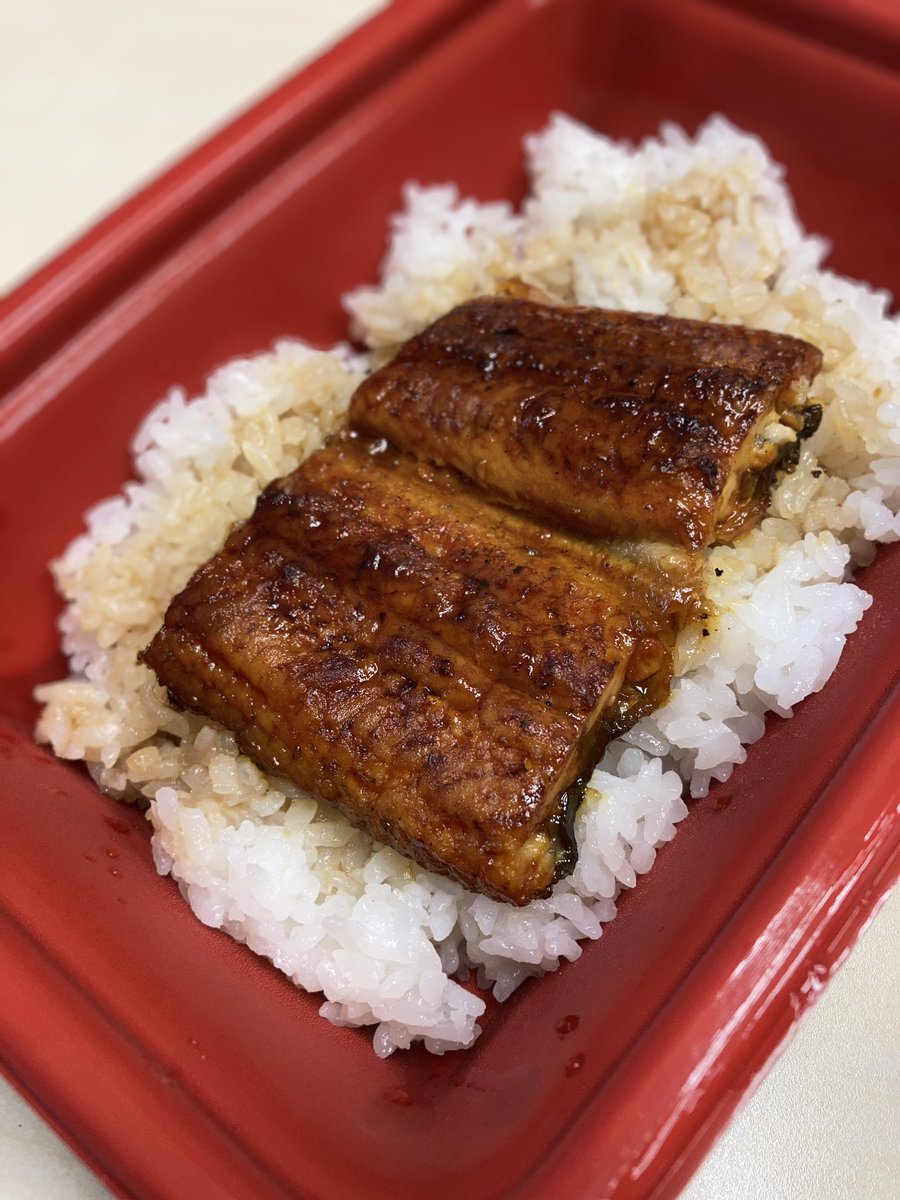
[36,115,900,1055]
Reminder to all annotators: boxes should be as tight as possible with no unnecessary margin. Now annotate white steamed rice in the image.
[36,115,900,1055]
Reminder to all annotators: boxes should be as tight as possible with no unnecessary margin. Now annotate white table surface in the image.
[2,2,898,1197]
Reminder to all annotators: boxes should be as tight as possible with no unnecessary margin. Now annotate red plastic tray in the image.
[2,2,900,1197]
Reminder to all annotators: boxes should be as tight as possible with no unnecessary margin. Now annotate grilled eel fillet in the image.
[142,429,703,905]
[350,295,824,549]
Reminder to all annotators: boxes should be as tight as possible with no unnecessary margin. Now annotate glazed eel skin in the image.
[142,296,821,905]
[351,295,823,549]
[143,430,702,904]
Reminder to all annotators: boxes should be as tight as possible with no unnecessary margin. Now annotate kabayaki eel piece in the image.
[142,431,703,905]
[350,294,823,549]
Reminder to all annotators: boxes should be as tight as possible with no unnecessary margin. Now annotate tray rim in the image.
[4,0,900,392]
[0,0,486,396]
[2,680,898,1200]
[3,1,900,1197]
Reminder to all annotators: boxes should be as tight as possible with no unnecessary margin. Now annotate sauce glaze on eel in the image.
[350,295,823,549]
[142,295,821,904]
[142,430,700,904]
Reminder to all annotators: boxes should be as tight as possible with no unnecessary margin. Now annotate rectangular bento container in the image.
[2,1,899,1197]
